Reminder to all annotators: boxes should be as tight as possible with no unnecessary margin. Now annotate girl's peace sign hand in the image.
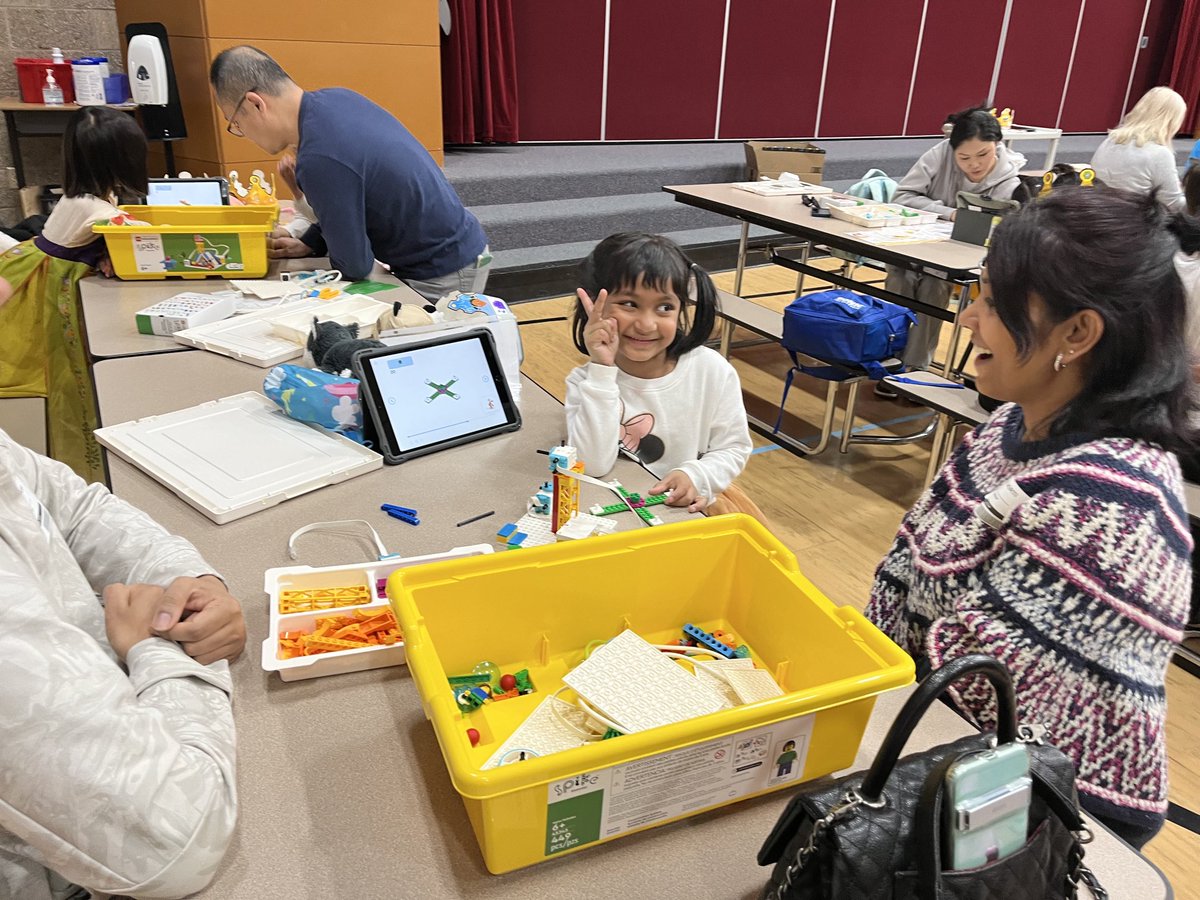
[578,288,619,367]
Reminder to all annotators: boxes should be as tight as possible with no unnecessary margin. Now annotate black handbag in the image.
[757,655,1107,900]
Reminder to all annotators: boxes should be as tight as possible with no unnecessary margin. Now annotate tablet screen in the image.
[355,330,520,462]
[147,178,228,206]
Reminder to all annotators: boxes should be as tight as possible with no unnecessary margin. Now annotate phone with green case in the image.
[943,743,1031,869]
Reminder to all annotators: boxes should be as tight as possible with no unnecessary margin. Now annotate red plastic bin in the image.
[14,59,75,104]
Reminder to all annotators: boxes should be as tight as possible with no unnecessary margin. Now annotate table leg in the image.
[718,319,734,358]
[944,283,971,381]
[793,240,812,296]
[925,413,950,485]
[4,111,24,190]
[1044,136,1059,169]
[733,220,749,296]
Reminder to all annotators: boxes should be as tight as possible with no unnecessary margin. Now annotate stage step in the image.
[444,133,1157,301]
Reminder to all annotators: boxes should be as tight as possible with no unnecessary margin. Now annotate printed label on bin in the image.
[131,233,246,274]
[132,233,165,273]
[544,714,814,856]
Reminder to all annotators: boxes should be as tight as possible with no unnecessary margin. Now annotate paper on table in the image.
[845,222,954,246]
[232,279,349,299]
[733,177,831,197]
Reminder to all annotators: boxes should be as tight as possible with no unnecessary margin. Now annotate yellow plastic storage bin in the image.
[93,205,276,280]
[389,515,914,874]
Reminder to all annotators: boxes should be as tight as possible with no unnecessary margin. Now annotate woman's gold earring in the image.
[1053,352,1065,372]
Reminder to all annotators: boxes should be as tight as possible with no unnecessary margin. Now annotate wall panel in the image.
[605,0,726,140]
[718,0,831,139]
[204,0,436,45]
[513,0,606,141]
[1059,0,1149,131]
[115,0,205,38]
[992,0,1082,128]
[207,38,443,163]
[818,0,924,137]
[905,0,1007,135]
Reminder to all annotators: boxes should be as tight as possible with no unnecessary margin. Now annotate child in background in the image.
[879,106,1026,394]
[566,233,763,521]
[0,106,148,482]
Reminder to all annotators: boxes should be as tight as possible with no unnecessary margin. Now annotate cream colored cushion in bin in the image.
[268,296,393,345]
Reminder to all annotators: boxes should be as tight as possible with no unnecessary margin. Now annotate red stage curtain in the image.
[441,0,519,144]
[1166,0,1200,134]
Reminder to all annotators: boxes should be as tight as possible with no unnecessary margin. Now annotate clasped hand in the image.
[104,574,246,665]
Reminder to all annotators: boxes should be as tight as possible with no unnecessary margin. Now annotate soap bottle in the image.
[42,69,64,105]
[51,47,65,64]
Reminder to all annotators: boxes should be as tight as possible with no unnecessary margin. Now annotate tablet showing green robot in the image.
[353,329,521,464]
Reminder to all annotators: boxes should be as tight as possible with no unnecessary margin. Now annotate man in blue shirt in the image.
[210,46,489,301]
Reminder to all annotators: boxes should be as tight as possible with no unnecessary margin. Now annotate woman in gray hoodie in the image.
[879,107,1025,393]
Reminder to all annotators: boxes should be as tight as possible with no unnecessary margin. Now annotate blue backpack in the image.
[774,289,916,433]
[781,289,916,380]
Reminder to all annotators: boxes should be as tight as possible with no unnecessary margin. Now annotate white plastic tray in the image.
[261,545,493,680]
[94,392,382,523]
[173,296,386,367]
[829,203,939,228]
[173,299,314,367]
[269,295,391,345]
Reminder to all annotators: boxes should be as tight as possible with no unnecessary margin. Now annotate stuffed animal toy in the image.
[306,318,383,375]
[377,300,436,331]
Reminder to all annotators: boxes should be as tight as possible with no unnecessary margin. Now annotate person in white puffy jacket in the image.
[0,380,245,900]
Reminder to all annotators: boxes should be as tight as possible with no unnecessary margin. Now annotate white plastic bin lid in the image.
[95,392,382,523]
[174,295,390,367]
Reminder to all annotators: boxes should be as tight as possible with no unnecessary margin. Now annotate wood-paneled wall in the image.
[114,0,442,193]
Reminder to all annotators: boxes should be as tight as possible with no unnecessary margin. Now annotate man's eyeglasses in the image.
[226,88,255,137]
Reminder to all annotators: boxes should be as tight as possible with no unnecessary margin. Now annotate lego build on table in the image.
[494,445,669,550]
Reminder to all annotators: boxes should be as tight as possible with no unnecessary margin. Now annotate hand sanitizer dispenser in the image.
[127,33,168,105]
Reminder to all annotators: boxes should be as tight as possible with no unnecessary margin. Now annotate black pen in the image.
[456,510,495,527]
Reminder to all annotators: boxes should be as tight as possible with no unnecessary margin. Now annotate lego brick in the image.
[683,623,738,659]
[506,513,557,549]
[690,657,754,708]
[725,669,785,704]
[554,512,618,541]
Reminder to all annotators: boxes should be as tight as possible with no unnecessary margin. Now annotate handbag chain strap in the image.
[766,790,875,900]
[1021,725,1109,900]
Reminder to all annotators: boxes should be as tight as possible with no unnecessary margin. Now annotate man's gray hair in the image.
[210,46,293,105]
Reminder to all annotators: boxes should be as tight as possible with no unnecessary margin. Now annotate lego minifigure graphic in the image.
[775,740,798,778]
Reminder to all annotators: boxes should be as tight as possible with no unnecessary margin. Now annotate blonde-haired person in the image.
[1090,86,1187,210]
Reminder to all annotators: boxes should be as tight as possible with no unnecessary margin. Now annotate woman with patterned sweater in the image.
[866,187,1194,848]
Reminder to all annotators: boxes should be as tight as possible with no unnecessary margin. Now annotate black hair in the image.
[210,45,293,106]
[1168,208,1200,255]
[62,106,147,200]
[1183,163,1200,217]
[985,186,1194,450]
[946,105,1003,148]
[572,233,719,360]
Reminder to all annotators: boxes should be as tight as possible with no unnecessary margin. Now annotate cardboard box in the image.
[744,140,825,182]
